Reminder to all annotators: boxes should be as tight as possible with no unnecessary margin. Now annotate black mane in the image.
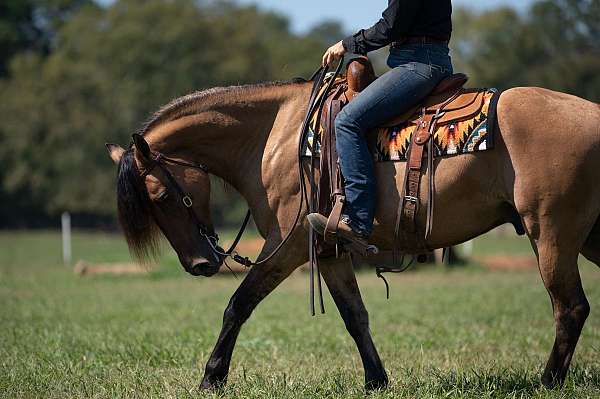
[116,150,161,262]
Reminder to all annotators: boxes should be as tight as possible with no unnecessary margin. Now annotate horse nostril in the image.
[190,261,211,276]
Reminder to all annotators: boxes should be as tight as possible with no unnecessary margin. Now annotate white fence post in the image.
[62,212,72,266]
[464,240,474,258]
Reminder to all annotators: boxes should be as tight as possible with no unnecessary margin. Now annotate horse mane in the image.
[137,80,305,137]
[118,79,306,261]
[117,150,161,263]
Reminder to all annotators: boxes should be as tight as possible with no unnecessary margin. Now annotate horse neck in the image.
[147,83,312,233]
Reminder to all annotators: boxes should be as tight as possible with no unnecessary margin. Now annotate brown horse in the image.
[106,81,600,391]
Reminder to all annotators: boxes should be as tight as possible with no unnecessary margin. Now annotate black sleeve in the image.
[342,0,421,55]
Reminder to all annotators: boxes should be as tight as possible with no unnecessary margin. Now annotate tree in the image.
[451,0,600,100]
[0,0,93,76]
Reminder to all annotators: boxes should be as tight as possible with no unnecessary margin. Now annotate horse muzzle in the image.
[185,257,222,277]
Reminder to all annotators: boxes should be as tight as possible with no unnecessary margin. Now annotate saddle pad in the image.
[303,88,499,162]
[374,89,498,161]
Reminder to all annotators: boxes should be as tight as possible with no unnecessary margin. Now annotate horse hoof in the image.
[541,374,561,390]
[199,376,226,392]
[365,374,389,393]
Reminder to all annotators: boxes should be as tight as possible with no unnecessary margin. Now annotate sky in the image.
[236,0,537,33]
[95,1,538,33]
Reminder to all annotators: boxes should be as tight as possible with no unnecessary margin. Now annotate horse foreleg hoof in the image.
[541,373,562,389]
[365,374,389,393]
[199,375,227,392]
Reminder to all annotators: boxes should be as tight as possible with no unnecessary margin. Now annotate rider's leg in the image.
[334,58,451,237]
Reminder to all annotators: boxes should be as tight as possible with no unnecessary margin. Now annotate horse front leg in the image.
[318,256,388,391]
[199,260,296,390]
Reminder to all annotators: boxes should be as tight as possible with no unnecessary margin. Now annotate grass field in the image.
[2,230,600,398]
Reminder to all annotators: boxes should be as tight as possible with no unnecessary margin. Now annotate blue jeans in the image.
[335,44,453,236]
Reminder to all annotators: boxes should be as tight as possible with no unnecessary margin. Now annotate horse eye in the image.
[156,191,169,202]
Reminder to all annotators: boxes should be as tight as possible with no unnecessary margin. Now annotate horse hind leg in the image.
[539,252,589,388]
[526,221,591,387]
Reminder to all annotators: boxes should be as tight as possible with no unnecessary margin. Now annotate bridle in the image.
[138,150,253,267]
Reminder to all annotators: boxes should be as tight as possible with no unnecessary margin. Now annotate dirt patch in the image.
[230,238,264,256]
[218,238,264,274]
[474,255,537,271]
[74,260,148,276]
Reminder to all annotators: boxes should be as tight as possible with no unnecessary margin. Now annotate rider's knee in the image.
[335,106,361,134]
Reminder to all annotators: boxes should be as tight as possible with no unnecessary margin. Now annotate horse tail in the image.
[579,104,600,266]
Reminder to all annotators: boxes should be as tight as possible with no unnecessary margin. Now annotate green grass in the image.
[1,230,600,398]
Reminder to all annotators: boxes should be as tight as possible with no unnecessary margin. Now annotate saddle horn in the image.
[346,56,376,100]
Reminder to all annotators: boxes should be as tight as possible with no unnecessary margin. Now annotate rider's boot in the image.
[306,213,378,256]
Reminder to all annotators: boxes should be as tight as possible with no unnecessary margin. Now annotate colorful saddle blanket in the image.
[303,86,499,162]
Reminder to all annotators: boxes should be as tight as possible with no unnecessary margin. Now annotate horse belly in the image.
[372,150,507,250]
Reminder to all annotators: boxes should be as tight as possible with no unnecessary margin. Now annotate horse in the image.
[105,80,600,391]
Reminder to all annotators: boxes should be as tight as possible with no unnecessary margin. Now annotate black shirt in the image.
[342,0,452,55]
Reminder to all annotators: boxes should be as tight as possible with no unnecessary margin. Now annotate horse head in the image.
[106,134,224,277]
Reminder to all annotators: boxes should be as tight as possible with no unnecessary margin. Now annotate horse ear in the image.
[105,143,125,165]
[132,134,152,160]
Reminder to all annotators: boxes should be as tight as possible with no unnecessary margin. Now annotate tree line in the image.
[0,0,598,228]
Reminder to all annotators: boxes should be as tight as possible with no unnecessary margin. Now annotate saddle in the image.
[313,57,496,263]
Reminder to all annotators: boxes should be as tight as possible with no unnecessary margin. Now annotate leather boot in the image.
[306,213,370,248]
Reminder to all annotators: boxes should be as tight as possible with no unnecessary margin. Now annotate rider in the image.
[307,0,454,248]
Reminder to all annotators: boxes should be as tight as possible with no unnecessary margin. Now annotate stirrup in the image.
[324,193,345,244]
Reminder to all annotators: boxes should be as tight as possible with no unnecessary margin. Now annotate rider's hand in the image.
[322,41,346,67]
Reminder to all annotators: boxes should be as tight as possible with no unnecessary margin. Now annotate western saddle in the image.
[314,56,485,266]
